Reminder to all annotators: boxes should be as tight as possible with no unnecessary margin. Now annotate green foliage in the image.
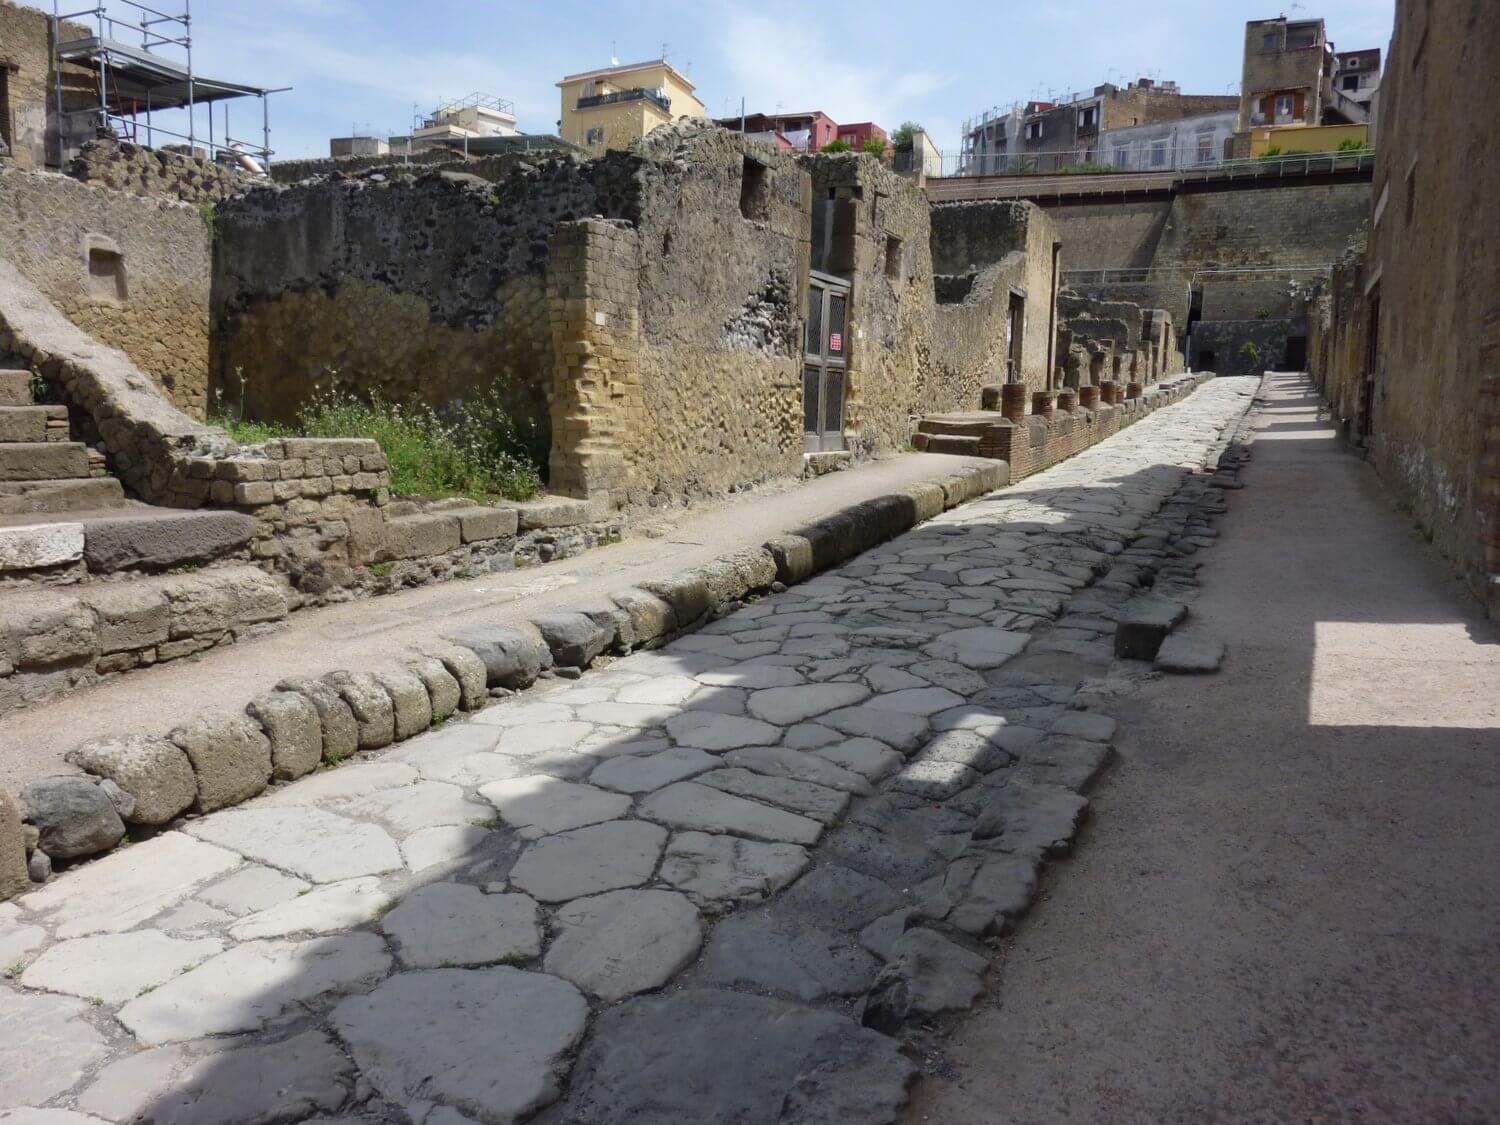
[212,375,543,503]
[1255,307,1272,320]
[820,139,852,154]
[1337,137,1371,152]
[1258,146,1286,160]
[368,562,394,578]
[1237,341,1262,363]
[891,121,922,152]
[198,200,219,241]
[862,136,887,157]
[1058,161,1118,175]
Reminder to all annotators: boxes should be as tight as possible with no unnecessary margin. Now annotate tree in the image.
[891,121,922,152]
[821,139,852,153]
[863,136,887,157]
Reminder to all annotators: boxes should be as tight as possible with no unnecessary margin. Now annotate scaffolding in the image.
[50,0,288,171]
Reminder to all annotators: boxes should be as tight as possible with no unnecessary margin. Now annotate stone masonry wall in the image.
[66,138,259,204]
[0,163,211,415]
[1189,320,1294,375]
[0,1,95,171]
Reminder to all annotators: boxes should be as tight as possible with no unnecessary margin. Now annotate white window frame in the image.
[1149,139,1168,167]
[1275,94,1295,121]
[1026,120,1043,141]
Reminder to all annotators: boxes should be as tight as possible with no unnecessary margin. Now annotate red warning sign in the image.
[829,332,842,351]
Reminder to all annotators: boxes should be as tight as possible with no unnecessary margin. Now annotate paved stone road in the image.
[0,379,1257,1125]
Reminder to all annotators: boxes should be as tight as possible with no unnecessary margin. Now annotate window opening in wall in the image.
[739,156,770,221]
[1196,133,1213,163]
[1360,288,1380,441]
[87,247,127,303]
[1149,139,1168,167]
[585,126,604,146]
[1262,31,1278,50]
[1077,106,1097,131]
[1006,292,1025,382]
[1342,74,1361,91]
[1025,120,1042,141]
[1197,349,1216,371]
[662,231,672,257]
[884,234,903,281]
[1275,94,1295,121]
[1405,166,1417,226]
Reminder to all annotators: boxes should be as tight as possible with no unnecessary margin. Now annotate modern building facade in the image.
[1237,17,1371,134]
[1100,110,1238,171]
[557,59,704,156]
[713,110,837,152]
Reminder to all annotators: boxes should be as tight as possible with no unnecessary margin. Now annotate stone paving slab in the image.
[0,378,1258,1122]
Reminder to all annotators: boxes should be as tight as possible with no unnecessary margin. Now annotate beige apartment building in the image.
[556,59,704,155]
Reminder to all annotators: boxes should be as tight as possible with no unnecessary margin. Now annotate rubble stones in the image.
[530,612,611,668]
[18,776,125,859]
[245,692,323,781]
[334,968,587,1123]
[543,888,703,1000]
[170,713,273,812]
[373,668,433,739]
[560,989,915,1124]
[65,734,197,825]
[404,655,462,722]
[380,884,541,968]
[414,643,488,711]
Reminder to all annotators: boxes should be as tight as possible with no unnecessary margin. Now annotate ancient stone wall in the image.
[66,139,258,204]
[1044,200,1174,271]
[0,163,211,415]
[1154,182,1370,269]
[269,148,452,184]
[0,1,94,171]
[1304,233,1368,434]
[1188,320,1293,375]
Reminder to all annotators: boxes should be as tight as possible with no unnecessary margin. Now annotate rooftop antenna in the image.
[661,41,671,61]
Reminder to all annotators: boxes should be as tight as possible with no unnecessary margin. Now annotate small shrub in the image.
[862,136,887,157]
[1337,137,1371,152]
[1258,146,1286,160]
[1255,307,1272,320]
[1237,341,1262,364]
[1058,161,1118,175]
[891,121,922,152]
[368,562,394,578]
[820,139,852,154]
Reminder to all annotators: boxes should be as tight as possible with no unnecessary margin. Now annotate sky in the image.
[86,0,1396,162]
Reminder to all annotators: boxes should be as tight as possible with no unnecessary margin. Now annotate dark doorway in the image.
[1284,334,1307,370]
[1360,289,1380,442]
[0,67,11,153]
[1007,292,1025,382]
[1197,349,1216,371]
[803,271,849,452]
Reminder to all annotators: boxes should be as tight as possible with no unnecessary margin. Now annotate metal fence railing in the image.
[940,144,1373,179]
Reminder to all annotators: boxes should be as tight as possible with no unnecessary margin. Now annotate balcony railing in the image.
[576,88,671,113]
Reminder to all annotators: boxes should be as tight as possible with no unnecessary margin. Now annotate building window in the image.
[884,234,903,281]
[585,126,604,146]
[1113,146,1128,167]
[1342,74,1361,91]
[1077,106,1097,131]
[1262,31,1278,50]
[1149,139,1168,167]
[1196,133,1214,163]
[739,156,770,221]
[1025,120,1042,141]
[0,67,11,153]
[1275,94,1295,121]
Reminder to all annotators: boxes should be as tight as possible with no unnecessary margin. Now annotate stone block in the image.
[164,575,234,639]
[323,671,396,750]
[171,713,274,812]
[403,655,462,722]
[611,588,677,644]
[81,511,254,572]
[764,533,814,585]
[228,567,290,626]
[246,692,323,781]
[65,734,196,826]
[902,482,945,522]
[0,789,30,901]
[382,513,461,560]
[443,623,548,689]
[531,612,610,669]
[0,521,84,571]
[0,370,30,407]
[512,495,602,530]
[374,668,434,740]
[640,573,712,629]
[0,442,89,481]
[85,582,171,654]
[19,775,127,859]
[414,643,488,711]
[4,593,96,669]
[273,437,380,460]
[455,506,519,542]
[1113,596,1188,660]
[276,677,360,761]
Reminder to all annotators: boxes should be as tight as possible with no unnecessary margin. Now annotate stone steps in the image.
[0,405,66,444]
[0,478,126,515]
[0,442,92,482]
[0,507,255,577]
[915,433,984,456]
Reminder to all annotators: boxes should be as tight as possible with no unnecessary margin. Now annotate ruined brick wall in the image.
[269,148,452,184]
[1045,200,1173,271]
[0,163,211,415]
[0,1,94,171]
[1154,181,1370,268]
[1358,0,1500,617]
[1188,319,1293,375]
[66,139,258,204]
[211,157,639,438]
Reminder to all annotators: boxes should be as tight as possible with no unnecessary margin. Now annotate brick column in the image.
[1056,389,1077,412]
[1031,391,1055,418]
[1079,385,1100,409]
[1001,383,1028,421]
[1126,381,1144,400]
[546,220,640,501]
[1100,380,1119,405]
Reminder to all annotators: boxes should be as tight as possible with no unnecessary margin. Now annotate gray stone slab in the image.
[117,932,392,1044]
[21,930,222,1004]
[196,865,309,916]
[918,848,1039,938]
[697,768,850,824]
[662,711,781,751]
[744,683,870,725]
[543,888,703,1001]
[862,928,989,1034]
[80,511,254,573]
[400,824,492,872]
[477,776,630,840]
[1155,633,1225,673]
[818,706,930,753]
[381,883,541,968]
[1114,595,1189,660]
[925,626,1030,669]
[559,989,915,1124]
[228,876,391,940]
[333,967,586,1123]
[1048,709,1117,742]
[637,782,823,845]
[889,759,980,799]
[0,991,111,1110]
[508,819,665,903]
[723,746,872,794]
[1009,735,1114,793]
[659,831,809,908]
[973,779,1089,857]
[185,806,404,883]
[699,914,879,1001]
[17,776,125,860]
[588,747,718,794]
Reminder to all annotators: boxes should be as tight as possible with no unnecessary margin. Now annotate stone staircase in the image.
[911,414,996,457]
[0,367,125,515]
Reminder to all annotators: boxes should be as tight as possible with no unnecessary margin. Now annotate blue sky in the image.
[91,0,1395,161]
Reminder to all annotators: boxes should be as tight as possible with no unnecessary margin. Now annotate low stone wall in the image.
[0,565,289,716]
[66,139,260,205]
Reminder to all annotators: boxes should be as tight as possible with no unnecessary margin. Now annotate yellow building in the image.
[1249,122,1369,156]
[557,59,705,155]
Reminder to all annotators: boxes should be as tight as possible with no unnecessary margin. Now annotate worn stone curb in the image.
[0,381,1212,895]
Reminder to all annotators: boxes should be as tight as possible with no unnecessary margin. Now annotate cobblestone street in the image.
[2,377,1260,1122]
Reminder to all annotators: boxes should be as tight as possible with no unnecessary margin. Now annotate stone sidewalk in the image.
[0,378,1258,1124]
